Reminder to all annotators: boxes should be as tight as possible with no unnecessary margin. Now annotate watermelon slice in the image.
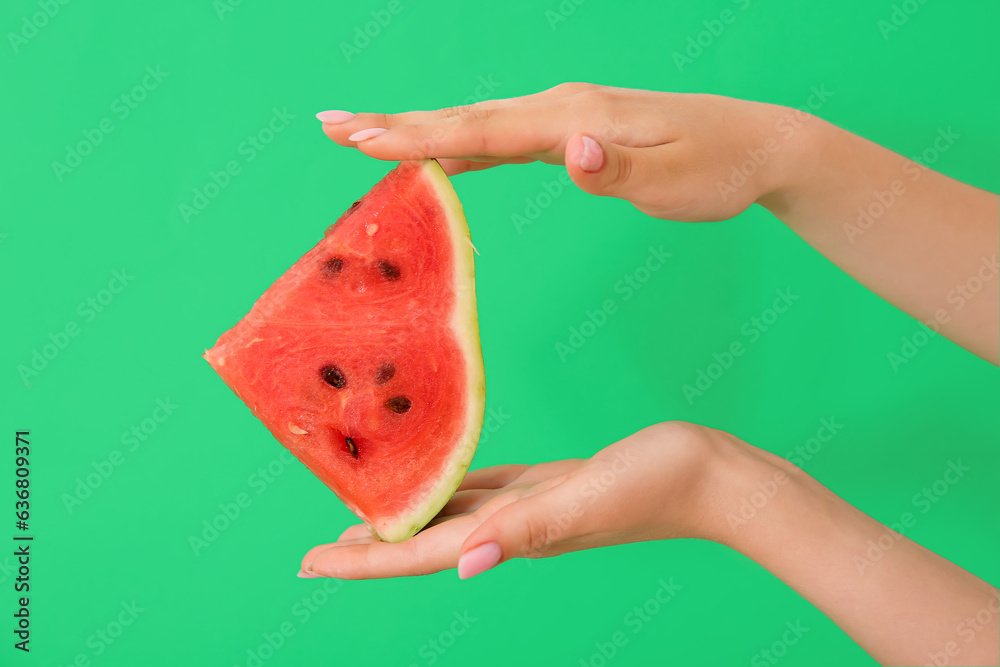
[204,159,485,542]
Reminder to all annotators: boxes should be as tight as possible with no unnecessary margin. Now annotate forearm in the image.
[713,455,999,665]
[759,114,999,363]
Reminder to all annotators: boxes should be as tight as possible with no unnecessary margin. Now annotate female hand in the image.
[299,421,758,580]
[317,84,804,222]
[318,84,999,363]
[299,421,999,665]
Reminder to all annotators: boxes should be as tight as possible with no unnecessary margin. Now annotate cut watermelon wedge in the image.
[204,159,485,542]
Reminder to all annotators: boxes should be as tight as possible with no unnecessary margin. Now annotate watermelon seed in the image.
[376,260,401,281]
[345,436,358,458]
[375,363,395,384]
[347,199,362,214]
[385,396,412,414]
[323,257,344,276]
[321,365,347,388]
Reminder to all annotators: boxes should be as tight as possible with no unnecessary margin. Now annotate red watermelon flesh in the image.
[204,159,485,542]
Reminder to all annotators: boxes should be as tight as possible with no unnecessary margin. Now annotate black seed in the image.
[376,260,401,281]
[322,257,344,276]
[321,365,346,388]
[385,396,411,414]
[374,363,396,385]
[346,199,362,215]
[345,436,358,459]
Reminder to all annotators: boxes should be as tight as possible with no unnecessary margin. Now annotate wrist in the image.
[696,430,823,549]
[753,104,833,218]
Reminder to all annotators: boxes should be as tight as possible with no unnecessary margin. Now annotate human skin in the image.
[318,83,999,363]
[303,85,1000,665]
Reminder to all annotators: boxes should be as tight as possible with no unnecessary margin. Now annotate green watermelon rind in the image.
[371,159,486,543]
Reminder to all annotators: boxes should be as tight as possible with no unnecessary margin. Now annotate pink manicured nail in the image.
[579,136,604,172]
[457,542,502,580]
[348,127,388,142]
[316,110,355,124]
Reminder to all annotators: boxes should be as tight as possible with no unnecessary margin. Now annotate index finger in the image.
[303,513,480,579]
[318,85,579,145]
[341,104,568,163]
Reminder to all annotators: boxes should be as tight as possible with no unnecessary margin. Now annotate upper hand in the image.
[317,83,808,221]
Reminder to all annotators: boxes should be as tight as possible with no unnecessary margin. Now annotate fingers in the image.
[299,534,377,575]
[424,511,469,529]
[317,87,569,146]
[338,523,373,541]
[436,156,536,176]
[329,95,535,131]
[303,514,480,579]
[301,457,589,579]
[440,488,496,517]
[322,103,566,162]
[435,158,487,176]
[456,477,586,579]
[455,459,583,494]
[564,132,672,208]
[457,464,530,491]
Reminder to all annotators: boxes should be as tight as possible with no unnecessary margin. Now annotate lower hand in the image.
[299,421,777,579]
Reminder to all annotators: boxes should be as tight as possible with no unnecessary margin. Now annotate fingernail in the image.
[297,564,321,578]
[348,127,388,142]
[579,136,603,172]
[457,542,502,580]
[316,110,355,124]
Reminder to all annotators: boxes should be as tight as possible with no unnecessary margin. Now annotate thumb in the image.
[564,132,654,202]
[456,482,582,580]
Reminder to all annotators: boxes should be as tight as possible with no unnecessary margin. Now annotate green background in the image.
[3,0,998,665]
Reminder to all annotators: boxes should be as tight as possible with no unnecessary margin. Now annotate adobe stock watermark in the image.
[52,66,169,182]
[7,0,73,53]
[923,591,1000,666]
[511,170,574,234]
[520,447,639,562]
[887,254,997,372]
[749,620,809,667]
[843,126,959,244]
[406,611,478,667]
[544,0,588,31]
[511,115,624,234]
[56,600,146,665]
[0,556,18,586]
[178,107,296,224]
[478,406,511,446]
[233,578,344,667]
[61,398,180,514]
[783,417,844,469]
[725,417,845,530]
[16,268,135,386]
[214,0,247,20]
[681,288,798,405]
[877,0,931,41]
[578,577,682,667]
[716,85,834,203]
[340,0,415,63]
[188,448,297,556]
[672,0,755,73]
[853,459,971,575]
[555,246,672,363]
